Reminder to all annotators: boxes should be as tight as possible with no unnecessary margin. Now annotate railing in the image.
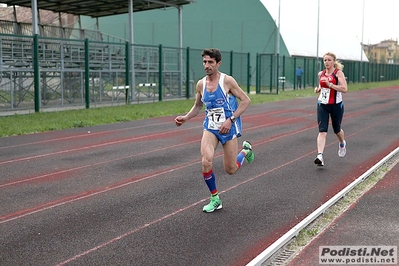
[0,33,250,113]
[0,20,134,44]
[1,30,396,113]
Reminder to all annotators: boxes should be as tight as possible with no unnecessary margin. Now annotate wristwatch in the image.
[229,115,236,123]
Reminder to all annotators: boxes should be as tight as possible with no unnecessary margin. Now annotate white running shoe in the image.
[314,153,324,166]
[338,140,347,157]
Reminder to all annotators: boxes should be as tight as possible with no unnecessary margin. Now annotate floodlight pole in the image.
[360,0,365,81]
[31,0,40,112]
[31,0,38,34]
[178,6,183,97]
[129,0,135,101]
[276,0,281,56]
[275,0,281,93]
[361,0,365,63]
[316,0,320,70]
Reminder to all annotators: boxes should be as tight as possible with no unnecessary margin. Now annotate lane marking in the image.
[2,111,399,223]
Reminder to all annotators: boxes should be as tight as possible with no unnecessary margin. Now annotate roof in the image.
[0,0,194,17]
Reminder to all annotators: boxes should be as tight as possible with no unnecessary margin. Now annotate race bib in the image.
[207,107,226,130]
[318,88,330,104]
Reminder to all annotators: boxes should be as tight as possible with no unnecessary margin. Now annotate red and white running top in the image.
[318,68,343,104]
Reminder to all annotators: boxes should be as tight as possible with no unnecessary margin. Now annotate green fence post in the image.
[158,44,163,102]
[312,59,316,88]
[276,54,279,94]
[370,63,373,82]
[369,63,372,82]
[270,55,273,93]
[33,34,40,112]
[293,57,297,90]
[247,52,250,94]
[84,38,90,109]
[383,64,386,81]
[186,47,190,99]
[362,62,365,82]
[303,57,307,90]
[282,55,285,91]
[255,53,259,94]
[125,41,130,104]
[186,47,191,99]
[230,50,233,76]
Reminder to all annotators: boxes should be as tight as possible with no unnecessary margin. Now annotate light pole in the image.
[360,0,365,82]
[316,0,320,70]
[276,0,281,56]
[276,0,281,93]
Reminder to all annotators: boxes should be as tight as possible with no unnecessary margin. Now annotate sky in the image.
[260,0,398,60]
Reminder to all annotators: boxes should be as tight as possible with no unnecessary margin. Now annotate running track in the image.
[1,87,398,266]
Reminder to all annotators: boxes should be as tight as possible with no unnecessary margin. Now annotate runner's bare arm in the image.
[175,80,203,126]
[224,75,250,118]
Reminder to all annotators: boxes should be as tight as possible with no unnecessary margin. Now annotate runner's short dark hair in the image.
[202,48,222,63]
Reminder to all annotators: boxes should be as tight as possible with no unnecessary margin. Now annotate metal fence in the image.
[1,32,398,113]
[0,33,251,113]
[257,54,399,94]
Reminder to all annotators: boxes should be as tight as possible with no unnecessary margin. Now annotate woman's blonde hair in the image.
[324,52,344,70]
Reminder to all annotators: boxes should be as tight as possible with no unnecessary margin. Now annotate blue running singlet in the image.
[201,73,242,144]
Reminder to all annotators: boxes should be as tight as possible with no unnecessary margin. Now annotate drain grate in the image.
[264,248,296,266]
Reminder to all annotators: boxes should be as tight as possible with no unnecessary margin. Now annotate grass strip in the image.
[0,80,397,137]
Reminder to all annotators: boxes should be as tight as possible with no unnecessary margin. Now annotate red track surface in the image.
[0,86,398,265]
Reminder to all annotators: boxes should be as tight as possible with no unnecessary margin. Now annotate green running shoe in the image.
[242,140,254,164]
[203,194,222,213]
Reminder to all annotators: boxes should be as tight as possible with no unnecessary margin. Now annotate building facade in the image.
[363,39,399,64]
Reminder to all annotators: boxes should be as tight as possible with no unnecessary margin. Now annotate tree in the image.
[379,54,386,64]
[393,53,398,64]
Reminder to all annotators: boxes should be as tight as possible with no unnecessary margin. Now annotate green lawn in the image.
[0,80,397,137]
